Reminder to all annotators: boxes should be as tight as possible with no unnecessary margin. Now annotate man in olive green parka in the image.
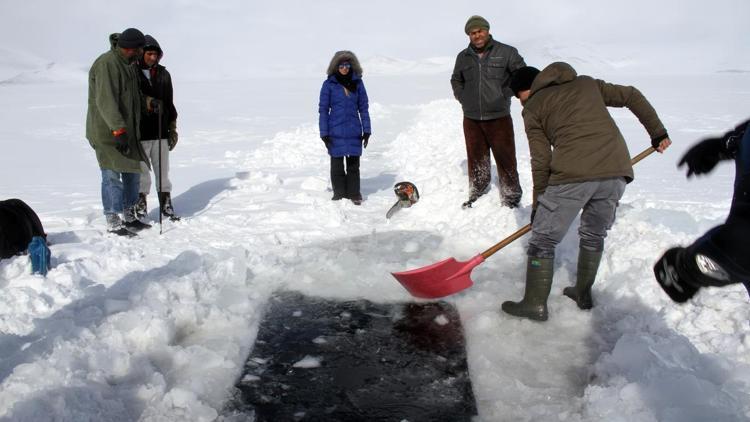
[86,28,151,236]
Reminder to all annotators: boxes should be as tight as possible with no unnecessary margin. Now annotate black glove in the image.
[653,247,700,303]
[650,133,669,150]
[530,207,537,224]
[168,121,178,151]
[361,133,371,149]
[113,130,130,155]
[678,137,727,177]
[168,130,178,151]
[321,136,331,147]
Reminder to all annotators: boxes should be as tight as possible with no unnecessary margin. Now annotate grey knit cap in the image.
[464,15,490,35]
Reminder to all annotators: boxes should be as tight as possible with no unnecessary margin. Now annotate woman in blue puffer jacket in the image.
[318,50,371,205]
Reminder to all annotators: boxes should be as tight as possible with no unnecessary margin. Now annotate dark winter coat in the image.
[137,50,177,141]
[318,51,371,158]
[0,199,46,260]
[450,37,526,121]
[689,119,750,286]
[522,62,668,204]
[86,33,149,172]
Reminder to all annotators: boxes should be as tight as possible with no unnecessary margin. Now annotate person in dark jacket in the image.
[318,50,371,205]
[134,34,180,221]
[86,28,151,236]
[450,15,526,209]
[654,120,750,302]
[502,62,671,321]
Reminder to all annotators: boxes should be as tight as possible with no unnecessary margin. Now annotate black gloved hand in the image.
[530,207,537,224]
[361,133,371,149]
[113,129,130,155]
[653,247,701,303]
[650,134,670,151]
[678,137,727,177]
[321,136,331,147]
[168,130,178,151]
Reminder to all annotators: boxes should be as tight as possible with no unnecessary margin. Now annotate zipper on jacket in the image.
[478,59,483,120]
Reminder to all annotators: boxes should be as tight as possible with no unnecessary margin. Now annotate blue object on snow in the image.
[28,236,50,276]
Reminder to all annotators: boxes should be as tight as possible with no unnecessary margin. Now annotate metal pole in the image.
[158,103,163,235]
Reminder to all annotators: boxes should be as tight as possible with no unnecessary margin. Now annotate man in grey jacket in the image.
[450,15,526,209]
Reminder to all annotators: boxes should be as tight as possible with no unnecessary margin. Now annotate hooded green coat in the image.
[86,34,149,172]
[522,62,667,205]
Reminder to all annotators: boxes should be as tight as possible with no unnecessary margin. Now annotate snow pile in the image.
[0,244,271,421]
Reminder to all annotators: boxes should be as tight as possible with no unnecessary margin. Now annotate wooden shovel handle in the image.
[479,146,657,260]
[480,224,531,258]
[630,146,657,166]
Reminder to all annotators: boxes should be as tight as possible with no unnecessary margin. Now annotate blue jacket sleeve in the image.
[357,81,371,134]
[318,81,330,136]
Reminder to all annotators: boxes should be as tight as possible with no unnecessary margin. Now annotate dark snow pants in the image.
[462,115,521,206]
[330,156,361,199]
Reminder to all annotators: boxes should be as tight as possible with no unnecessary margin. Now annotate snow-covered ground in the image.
[2,5,750,420]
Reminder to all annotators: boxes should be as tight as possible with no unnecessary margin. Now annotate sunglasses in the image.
[338,63,351,69]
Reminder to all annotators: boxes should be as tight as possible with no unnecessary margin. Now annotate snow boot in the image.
[563,249,603,310]
[501,256,554,321]
[123,206,152,232]
[158,192,181,221]
[462,185,490,209]
[106,213,136,237]
[135,193,147,219]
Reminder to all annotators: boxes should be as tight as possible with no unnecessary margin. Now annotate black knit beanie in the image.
[509,66,541,96]
[117,28,145,48]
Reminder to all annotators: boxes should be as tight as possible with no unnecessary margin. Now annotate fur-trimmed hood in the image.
[326,50,363,76]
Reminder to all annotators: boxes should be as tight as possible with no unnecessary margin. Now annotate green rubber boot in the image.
[563,249,603,310]
[501,257,554,321]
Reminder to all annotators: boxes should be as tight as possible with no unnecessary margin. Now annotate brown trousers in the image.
[463,115,521,206]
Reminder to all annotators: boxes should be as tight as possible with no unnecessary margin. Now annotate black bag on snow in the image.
[0,198,47,260]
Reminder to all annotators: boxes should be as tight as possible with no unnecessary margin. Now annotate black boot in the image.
[123,206,152,231]
[330,157,346,200]
[345,156,361,204]
[106,213,137,237]
[563,249,603,310]
[135,193,147,219]
[501,257,554,321]
[158,192,181,221]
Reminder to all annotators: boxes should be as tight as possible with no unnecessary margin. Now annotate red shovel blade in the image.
[391,255,485,299]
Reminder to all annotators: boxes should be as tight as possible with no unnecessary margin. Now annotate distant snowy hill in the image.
[363,55,455,76]
[0,47,86,85]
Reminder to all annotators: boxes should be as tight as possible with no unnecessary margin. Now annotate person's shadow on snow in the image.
[359,172,397,200]
[147,177,235,220]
